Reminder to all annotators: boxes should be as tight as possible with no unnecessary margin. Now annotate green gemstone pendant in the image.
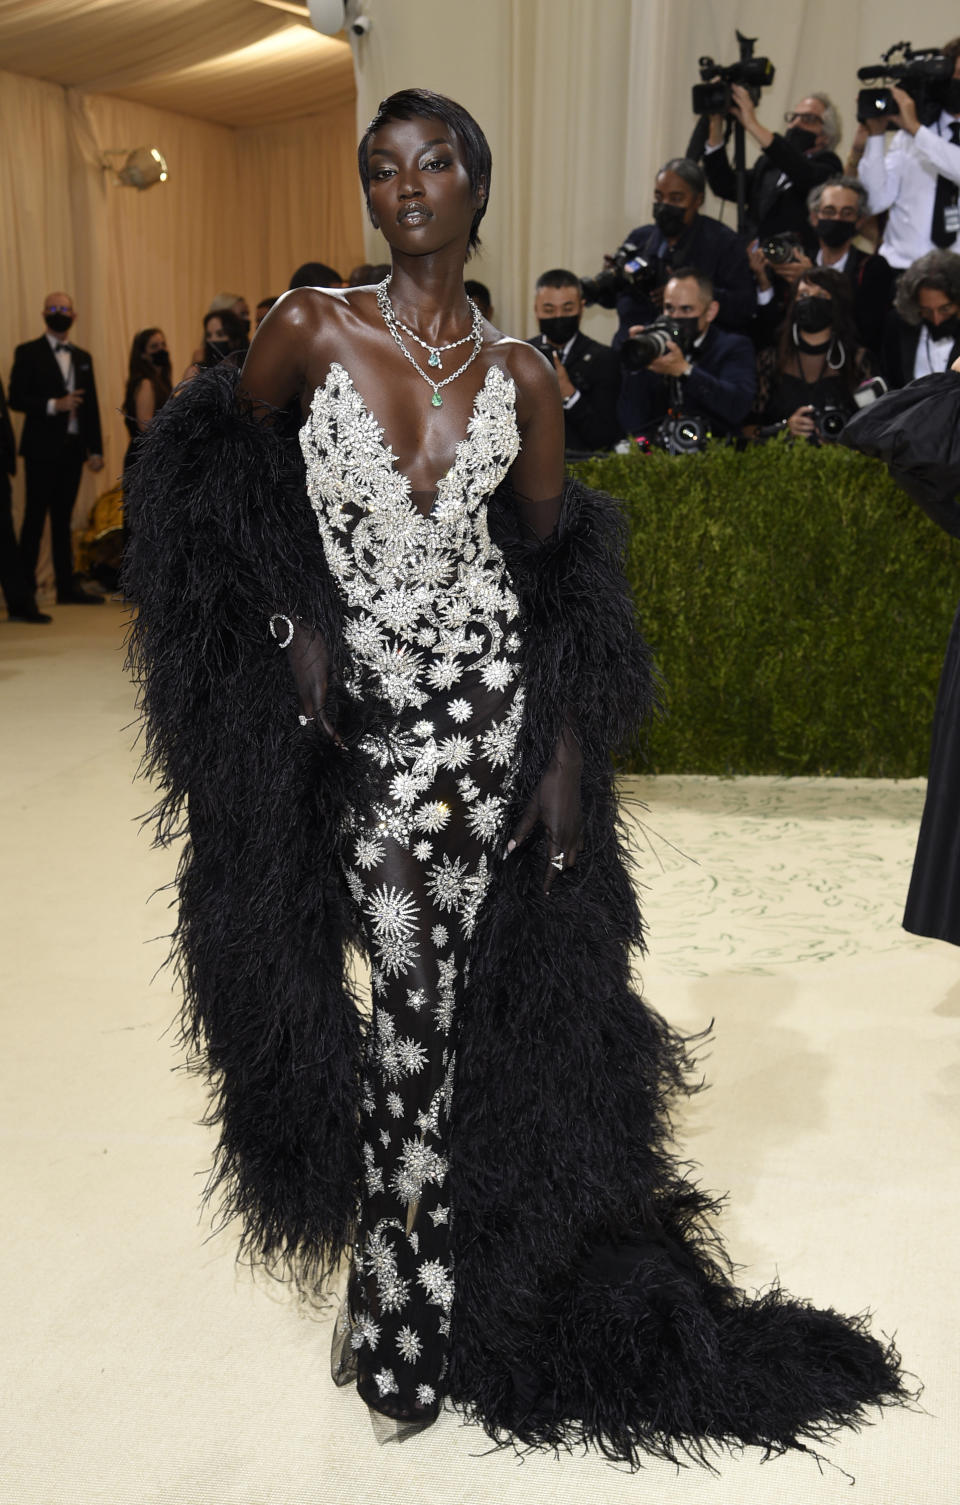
[428,350,441,367]
[431,390,443,407]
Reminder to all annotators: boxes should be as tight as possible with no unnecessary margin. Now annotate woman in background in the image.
[751,267,874,441]
[121,327,172,481]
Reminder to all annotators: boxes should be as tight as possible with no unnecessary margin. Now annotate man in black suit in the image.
[619,269,757,440]
[881,249,960,388]
[8,292,105,604]
[527,269,622,455]
[0,374,50,622]
[610,159,756,352]
[702,87,844,253]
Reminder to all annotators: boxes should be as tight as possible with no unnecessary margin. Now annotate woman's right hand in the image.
[787,405,817,438]
[284,618,341,743]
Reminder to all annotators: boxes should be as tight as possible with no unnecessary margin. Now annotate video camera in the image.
[857,42,952,123]
[581,241,658,309]
[622,315,695,374]
[692,30,775,116]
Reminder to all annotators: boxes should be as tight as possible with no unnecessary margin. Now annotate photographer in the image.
[610,159,756,347]
[859,36,960,269]
[751,178,892,356]
[881,249,960,387]
[750,267,874,440]
[704,88,844,250]
[618,268,757,441]
[527,269,622,455]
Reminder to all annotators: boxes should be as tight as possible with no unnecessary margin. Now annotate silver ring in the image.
[298,713,315,726]
[551,852,564,871]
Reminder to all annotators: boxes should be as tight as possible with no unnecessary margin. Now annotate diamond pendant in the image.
[431,390,443,407]
[428,350,441,368]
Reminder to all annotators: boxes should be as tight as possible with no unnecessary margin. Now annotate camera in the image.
[809,403,849,442]
[621,315,693,373]
[856,42,952,123]
[581,241,658,308]
[762,231,804,266]
[692,30,775,115]
[656,415,710,455]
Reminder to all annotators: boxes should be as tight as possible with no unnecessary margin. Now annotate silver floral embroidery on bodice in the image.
[299,362,521,711]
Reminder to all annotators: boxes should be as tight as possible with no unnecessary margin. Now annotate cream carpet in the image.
[3,605,957,1505]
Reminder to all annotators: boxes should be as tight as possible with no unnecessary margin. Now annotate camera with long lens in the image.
[762,231,804,266]
[581,241,658,309]
[856,42,952,123]
[692,29,775,115]
[656,415,710,456]
[622,315,694,374]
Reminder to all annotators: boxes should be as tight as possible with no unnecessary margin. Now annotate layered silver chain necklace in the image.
[377,278,483,407]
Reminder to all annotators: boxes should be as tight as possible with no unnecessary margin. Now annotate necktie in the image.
[55,342,69,353]
[931,122,960,248]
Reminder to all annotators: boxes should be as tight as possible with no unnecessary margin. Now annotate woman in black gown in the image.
[124,88,905,1462]
[844,359,960,943]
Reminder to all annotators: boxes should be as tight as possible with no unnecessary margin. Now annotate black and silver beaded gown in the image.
[299,360,523,1428]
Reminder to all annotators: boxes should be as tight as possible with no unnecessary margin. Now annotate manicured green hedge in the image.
[572,439,960,776]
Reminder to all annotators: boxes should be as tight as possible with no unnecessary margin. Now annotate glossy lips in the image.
[398,203,432,226]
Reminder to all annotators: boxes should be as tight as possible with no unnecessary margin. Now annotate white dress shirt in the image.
[44,329,79,435]
[860,111,960,269]
[913,324,956,379]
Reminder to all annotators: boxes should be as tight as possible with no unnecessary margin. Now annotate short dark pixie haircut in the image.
[358,88,492,257]
[536,268,582,293]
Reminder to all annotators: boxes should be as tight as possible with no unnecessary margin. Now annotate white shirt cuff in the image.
[703,140,724,155]
[756,285,774,306]
[46,398,57,416]
[562,389,581,410]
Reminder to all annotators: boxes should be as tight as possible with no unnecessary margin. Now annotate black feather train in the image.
[124,364,906,1465]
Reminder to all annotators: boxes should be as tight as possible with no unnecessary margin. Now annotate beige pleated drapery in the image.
[0,65,364,540]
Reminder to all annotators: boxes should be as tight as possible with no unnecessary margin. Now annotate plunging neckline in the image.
[312,361,512,518]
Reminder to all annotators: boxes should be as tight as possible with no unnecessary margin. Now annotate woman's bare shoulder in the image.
[486,332,560,422]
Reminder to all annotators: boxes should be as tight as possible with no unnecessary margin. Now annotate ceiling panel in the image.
[0,0,355,126]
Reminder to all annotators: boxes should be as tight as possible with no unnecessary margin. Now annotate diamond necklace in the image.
[377,278,483,407]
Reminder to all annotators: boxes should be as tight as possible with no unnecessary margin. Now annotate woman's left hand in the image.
[505,724,583,894]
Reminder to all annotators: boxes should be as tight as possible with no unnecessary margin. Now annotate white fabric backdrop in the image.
[0,66,363,579]
[350,0,960,343]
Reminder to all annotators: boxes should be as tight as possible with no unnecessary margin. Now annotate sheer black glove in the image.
[271,614,340,744]
[506,721,583,894]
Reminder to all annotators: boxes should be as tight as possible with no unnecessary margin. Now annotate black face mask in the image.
[238,315,251,338]
[923,314,960,342]
[538,315,580,346]
[149,348,171,371]
[653,202,688,239]
[943,80,960,116]
[206,338,232,361]
[785,125,818,154]
[666,315,703,352]
[45,312,74,335]
[817,218,858,249]
[794,295,834,333]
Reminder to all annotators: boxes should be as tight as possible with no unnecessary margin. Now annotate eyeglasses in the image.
[45,304,72,313]
[784,111,824,127]
[818,207,859,220]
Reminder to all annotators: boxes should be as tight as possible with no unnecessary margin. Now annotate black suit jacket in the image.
[702,135,844,252]
[0,376,15,477]
[617,323,758,437]
[881,314,960,390]
[8,335,103,462]
[613,214,756,341]
[527,330,623,453]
